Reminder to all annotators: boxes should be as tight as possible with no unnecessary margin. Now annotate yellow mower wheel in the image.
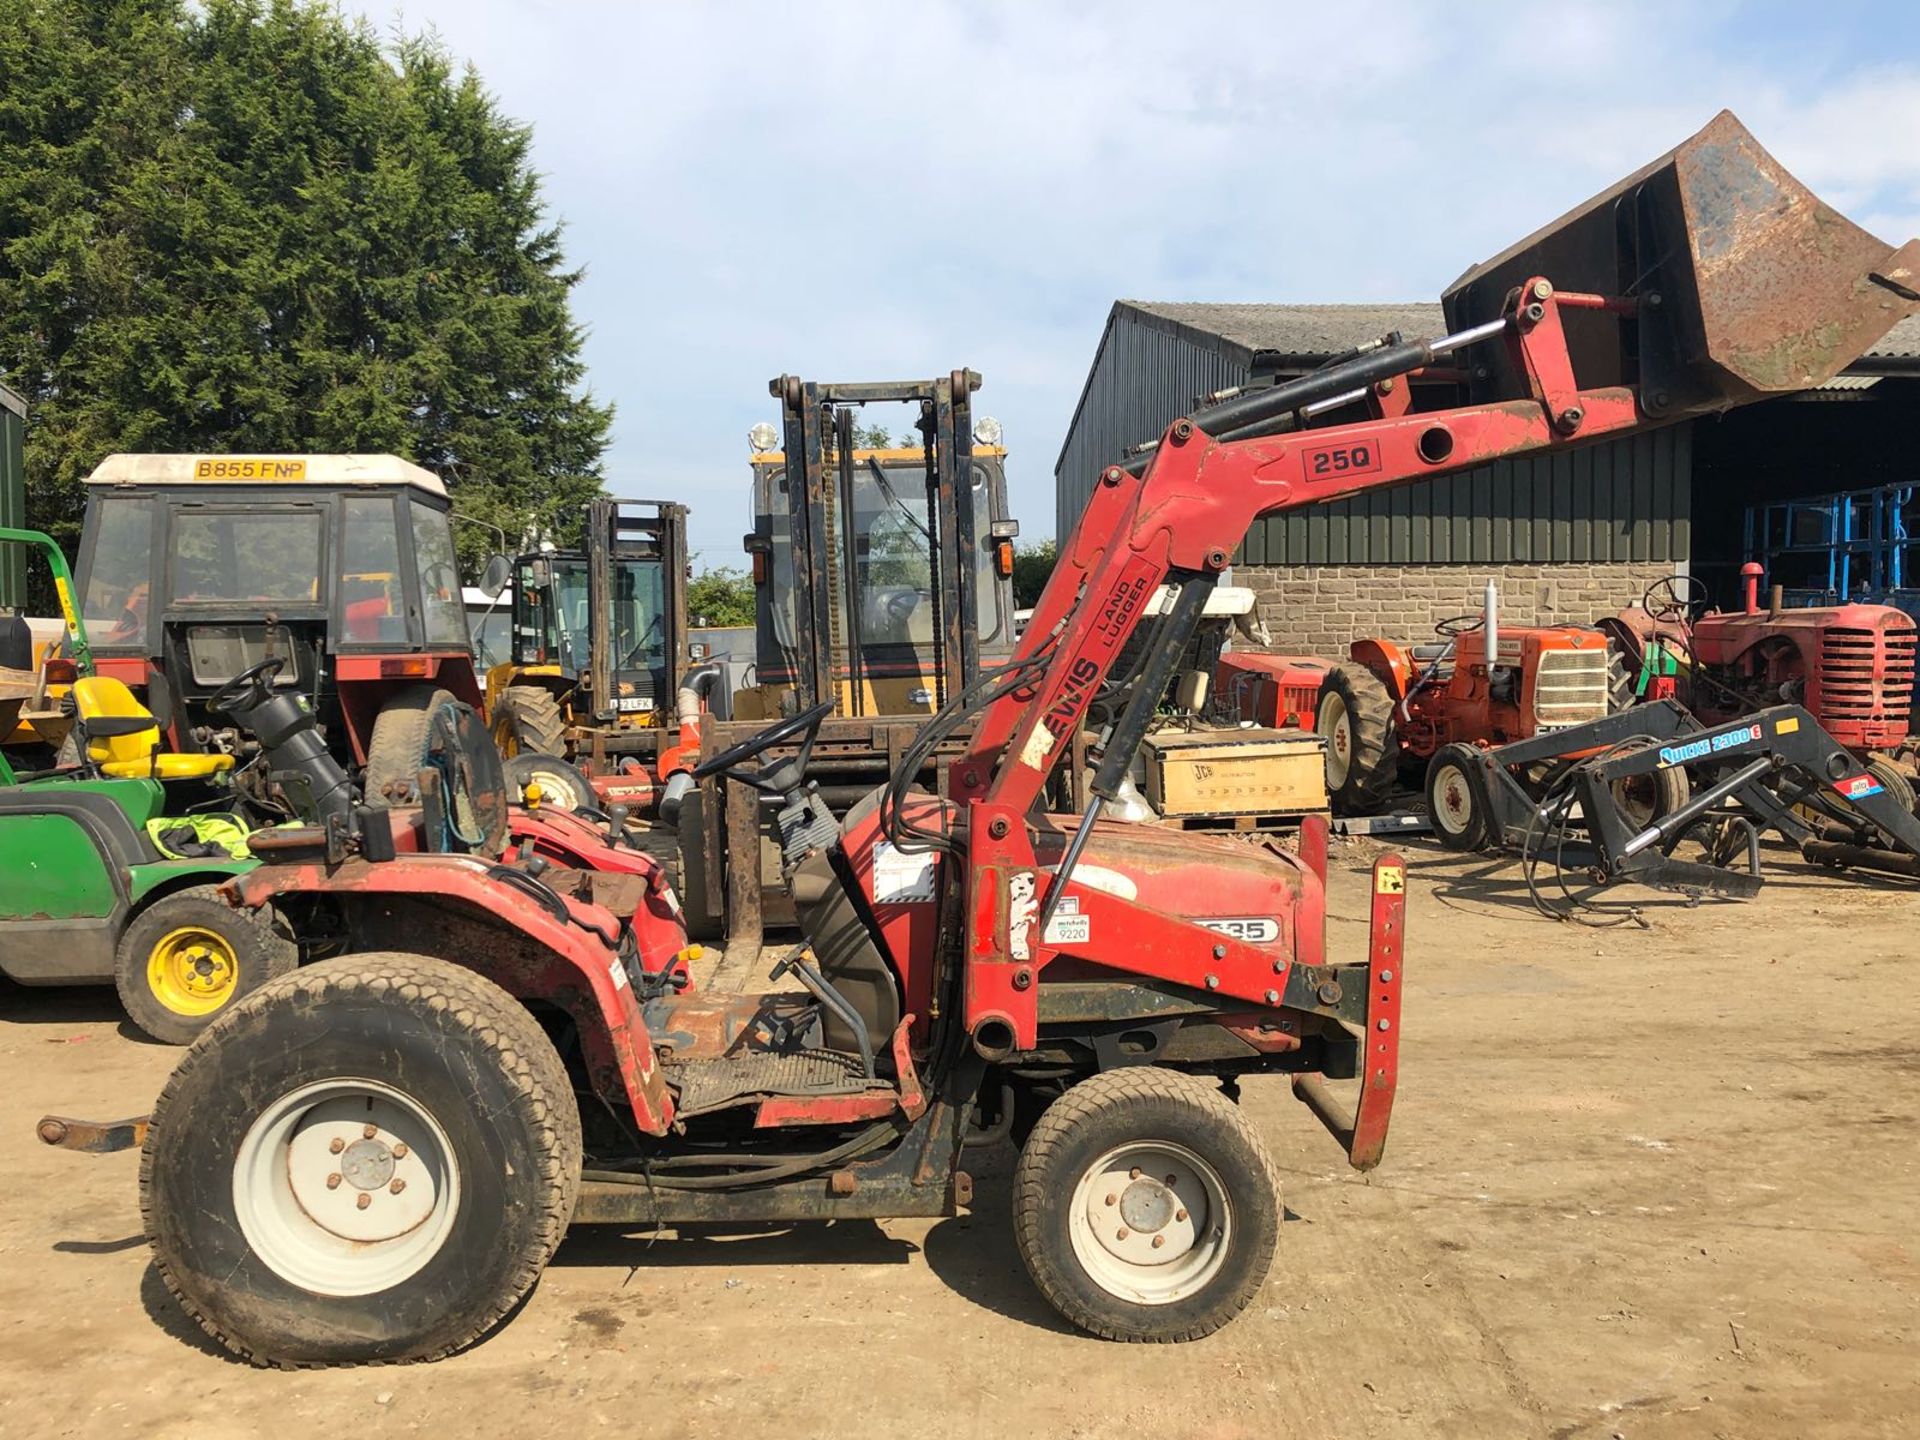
[147,926,240,1016]
[115,886,297,1046]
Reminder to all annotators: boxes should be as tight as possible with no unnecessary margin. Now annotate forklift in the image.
[482,497,696,808]
[687,371,1021,943]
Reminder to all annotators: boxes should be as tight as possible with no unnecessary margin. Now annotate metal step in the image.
[664,1047,888,1116]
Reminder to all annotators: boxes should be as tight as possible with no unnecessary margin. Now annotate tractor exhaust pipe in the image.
[1483,578,1499,668]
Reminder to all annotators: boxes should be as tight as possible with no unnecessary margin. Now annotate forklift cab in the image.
[74,454,481,764]
[741,371,1020,721]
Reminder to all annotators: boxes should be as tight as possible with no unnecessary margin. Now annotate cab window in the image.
[340,497,408,645]
[409,501,468,647]
[169,509,323,607]
[80,495,156,648]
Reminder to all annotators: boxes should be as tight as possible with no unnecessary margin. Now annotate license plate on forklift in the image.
[616,698,653,713]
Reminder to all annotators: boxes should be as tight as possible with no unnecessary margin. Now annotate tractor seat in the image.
[71,676,234,780]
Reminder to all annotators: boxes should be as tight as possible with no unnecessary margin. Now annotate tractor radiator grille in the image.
[1533,647,1612,730]
[1820,625,1917,721]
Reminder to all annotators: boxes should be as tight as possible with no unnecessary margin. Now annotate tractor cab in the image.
[75,454,482,774]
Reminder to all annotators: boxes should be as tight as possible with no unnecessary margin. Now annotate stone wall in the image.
[1236,561,1680,656]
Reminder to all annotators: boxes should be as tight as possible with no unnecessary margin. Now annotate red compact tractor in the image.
[38,112,1920,1364]
[1600,567,1919,804]
[1312,585,1615,819]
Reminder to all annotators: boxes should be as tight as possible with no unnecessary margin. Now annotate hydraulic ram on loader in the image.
[36,110,1920,1367]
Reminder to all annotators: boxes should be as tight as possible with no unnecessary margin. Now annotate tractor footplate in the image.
[664,1048,887,1117]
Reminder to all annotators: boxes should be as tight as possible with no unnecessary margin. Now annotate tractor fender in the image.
[1347,638,1413,705]
[229,855,675,1135]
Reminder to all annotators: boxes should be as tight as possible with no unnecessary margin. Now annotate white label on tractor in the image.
[610,955,630,990]
[1069,864,1138,902]
[1044,896,1091,946]
[1017,723,1057,771]
[1198,916,1281,943]
[872,841,938,904]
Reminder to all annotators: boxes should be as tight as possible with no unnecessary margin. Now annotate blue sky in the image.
[352,1,1920,565]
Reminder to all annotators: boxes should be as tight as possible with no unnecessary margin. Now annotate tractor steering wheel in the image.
[692,699,834,794]
[1643,574,1710,626]
[1434,614,1485,638]
[206,657,286,715]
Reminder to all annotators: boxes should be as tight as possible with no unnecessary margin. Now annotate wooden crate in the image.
[1141,727,1327,818]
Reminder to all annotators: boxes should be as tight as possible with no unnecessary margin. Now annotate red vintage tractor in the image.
[1599,567,1919,805]
[38,111,1920,1364]
[1310,582,1615,818]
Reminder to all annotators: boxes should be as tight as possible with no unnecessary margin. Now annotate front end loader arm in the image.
[954,110,1920,1082]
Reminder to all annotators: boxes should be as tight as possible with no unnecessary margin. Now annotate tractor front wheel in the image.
[141,954,581,1365]
[1315,665,1399,814]
[362,685,459,804]
[115,886,296,1045]
[491,684,568,759]
[1012,1068,1280,1342]
[1425,743,1493,852]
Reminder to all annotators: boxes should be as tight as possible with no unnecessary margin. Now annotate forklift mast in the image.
[583,497,690,725]
[769,370,988,715]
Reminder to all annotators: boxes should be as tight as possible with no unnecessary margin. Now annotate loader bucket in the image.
[1443,110,1920,420]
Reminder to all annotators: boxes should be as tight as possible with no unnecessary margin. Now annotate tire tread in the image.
[1012,1068,1280,1343]
[138,952,582,1367]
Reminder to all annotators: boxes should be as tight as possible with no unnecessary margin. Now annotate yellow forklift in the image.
[482,497,694,808]
[685,370,1021,942]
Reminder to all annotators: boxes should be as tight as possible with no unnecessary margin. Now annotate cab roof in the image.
[85,453,448,497]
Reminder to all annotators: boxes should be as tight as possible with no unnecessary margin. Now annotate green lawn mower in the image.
[0,528,290,1043]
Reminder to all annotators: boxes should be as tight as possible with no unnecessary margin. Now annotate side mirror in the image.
[479,553,511,599]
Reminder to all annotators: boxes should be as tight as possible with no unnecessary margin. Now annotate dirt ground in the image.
[1,837,1915,1440]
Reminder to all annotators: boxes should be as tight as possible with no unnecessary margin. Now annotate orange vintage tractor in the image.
[1312,581,1614,816]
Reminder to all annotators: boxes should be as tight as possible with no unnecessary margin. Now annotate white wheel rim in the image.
[233,1078,461,1297]
[1433,762,1475,835]
[521,763,584,810]
[1319,694,1353,788]
[1067,1140,1232,1305]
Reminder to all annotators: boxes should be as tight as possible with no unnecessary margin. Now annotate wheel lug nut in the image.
[391,1143,409,1160]
[390,1178,406,1194]
[328,1137,345,1154]
[356,1193,372,1210]
[1116,1228,1129,1241]
[1151,1234,1166,1249]
[1104,1193,1117,1206]
[1165,1174,1177,1186]
[1129,1167,1142,1180]
[1175,1208,1188,1222]
[363,1123,378,1139]
[326,1173,342,1190]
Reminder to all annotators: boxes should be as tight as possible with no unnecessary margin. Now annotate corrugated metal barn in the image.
[1054,302,1920,653]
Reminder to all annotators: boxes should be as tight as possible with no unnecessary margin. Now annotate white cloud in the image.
[351,0,1920,551]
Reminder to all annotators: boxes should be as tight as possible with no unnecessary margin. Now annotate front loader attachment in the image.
[1444,109,1920,421]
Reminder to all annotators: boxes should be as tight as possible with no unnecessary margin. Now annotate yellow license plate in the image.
[192,458,308,481]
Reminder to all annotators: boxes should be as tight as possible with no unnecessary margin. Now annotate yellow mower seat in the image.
[71,676,234,780]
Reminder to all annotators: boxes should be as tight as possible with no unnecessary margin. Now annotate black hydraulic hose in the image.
[581,1118,901,1190]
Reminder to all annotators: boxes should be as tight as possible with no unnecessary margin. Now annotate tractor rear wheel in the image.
[114,885,296,1046]
[141,953,581,1365]
[1609,755,1689,831]
[1315,665,1399,814]
[1012,1068,1280,1342]
[1425,743,1492,852]
[361,685,458,804]
[492,684,568,759]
